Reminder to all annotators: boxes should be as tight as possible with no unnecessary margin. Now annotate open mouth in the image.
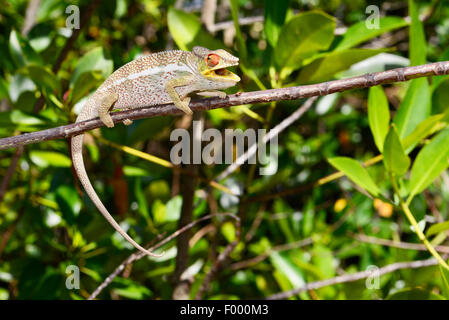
[205,67,240,82]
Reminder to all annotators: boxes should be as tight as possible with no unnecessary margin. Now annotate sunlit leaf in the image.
[368,86,390,152]
[393,78,431,139]
[56,185,81,224]
[264,0,289,47]
[70,47,113,86]
[402,114,445,153]
[387,288,445,300]
[409,0,426,65]
[383,126,410,175]
[336,16,408,51]
[328,157,380,196]
[30,151,72,168]
[426,221,449,237]
[409,129,449,198]
[275,11,335,78]
[296,49,385,84]
[167,8,223,51]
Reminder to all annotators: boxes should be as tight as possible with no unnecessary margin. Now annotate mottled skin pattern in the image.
[71,47,240,256]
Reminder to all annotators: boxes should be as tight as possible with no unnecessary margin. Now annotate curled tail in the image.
[71,105,162,257]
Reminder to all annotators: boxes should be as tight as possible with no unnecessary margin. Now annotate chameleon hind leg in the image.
[165,76,194,115]
[98,92,119,128]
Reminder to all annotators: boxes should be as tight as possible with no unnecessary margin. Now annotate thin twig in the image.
[267,258,438,300]
[195,216,241,299]
[88,213,238,300]
[0,146,23,203]
[352,233,449,254]
[2,61,449,151]
[215,97,317,181]
[172,113,201,295]
[230,238,314,271]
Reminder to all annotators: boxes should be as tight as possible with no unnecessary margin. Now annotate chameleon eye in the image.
[206,54,220,67]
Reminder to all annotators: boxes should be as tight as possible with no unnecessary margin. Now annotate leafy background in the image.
[1,0,449,300]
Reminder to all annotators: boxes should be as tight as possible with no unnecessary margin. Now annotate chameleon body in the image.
[71,47,240,256]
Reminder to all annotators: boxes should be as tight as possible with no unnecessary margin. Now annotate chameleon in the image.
[71,46,240,256]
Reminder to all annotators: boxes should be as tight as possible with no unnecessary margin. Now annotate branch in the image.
[0,146,23,202]
[2,61,449,151]
[195,215,241,300]
[215,97,317,181]
[267,257,439,300]
[352,233,449,254]
[171,114,201,297]
[88,213,238,300]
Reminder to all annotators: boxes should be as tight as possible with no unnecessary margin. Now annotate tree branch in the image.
[2,61,449,151]
[267,257,439,300]
[352,233,449,254]
[88,213,238,300]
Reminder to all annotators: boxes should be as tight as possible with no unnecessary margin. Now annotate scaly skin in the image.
[71,47,240,256]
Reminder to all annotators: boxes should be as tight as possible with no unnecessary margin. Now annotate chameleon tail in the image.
[71,106,163,257]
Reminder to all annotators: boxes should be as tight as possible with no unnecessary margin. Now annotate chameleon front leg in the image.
[98,92,119,128]
[165,76,194,115]
[196,90,227,99]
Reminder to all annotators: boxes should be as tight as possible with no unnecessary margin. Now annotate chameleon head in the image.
[193,46,241,84]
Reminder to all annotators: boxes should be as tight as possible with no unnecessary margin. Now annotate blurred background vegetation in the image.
[1,0,449,300]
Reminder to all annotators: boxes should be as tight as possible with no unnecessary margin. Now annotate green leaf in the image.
[264,0,289,47]
[55,185,81,224]
[18,64,61,93]
[426,221,449,237]
[402,114,445,153]
[393,78,431,139]
[440,266,449,300]
[336,16,408,51]
[296,49,385,84]
[0,77,8,100]
[70,47,113,87]
[409,0,426,65]
[134,177,150,220]
[70,70,104,104]
[409,128,449,198]
[167,8,223,52]
[221,221,236,243]
[112,278,152,300]
[270,252,305,288]
[328,157,380,196]
[368,86,390,152]
[387,288,445,300]
[275,11,335,79]
[383,126,410,175]
[10,110,46,126]
[229,0,247,61]
[9,74,36,104]
[432,78,449,114]
[9,30,42,68]
[128,116,172,145]
[30,151,72,168]
[165,195,182,222]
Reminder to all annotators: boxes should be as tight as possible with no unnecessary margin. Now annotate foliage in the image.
[1,0,449,300]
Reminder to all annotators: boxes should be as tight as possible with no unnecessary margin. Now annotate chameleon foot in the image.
[176,97,193,115]
[123,119,133,126]
[100,114,114,128]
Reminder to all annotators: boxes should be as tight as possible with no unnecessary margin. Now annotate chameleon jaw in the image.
[202,67,241,82]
